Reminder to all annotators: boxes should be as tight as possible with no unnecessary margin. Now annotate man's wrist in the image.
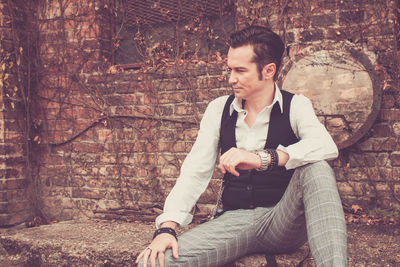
[153,227,178,241]
[160,221,178,230]
[276,149,289,166]
[255,150,270,171]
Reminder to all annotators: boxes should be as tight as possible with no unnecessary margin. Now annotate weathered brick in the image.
[382,94,396,109]
[97,129,113,143]
[375,183,391,192]
[0,200,31,213]
[357,137,398,152]
[372,123,392,137]
[120,166,136,177]
[5,168,21,179]
[339,10,365,24]
[337,182,356,196]
[311,14,337,27]
[0,178,28,190]
[71,187,104,200]
[349,153,389,167]
[72,143,104,153]
[298,29,324,42]
[174,105,195,116]
[159,165,179,177]
[365,167,393,181]
[390,152,400,166]
[394,184,400,197]
[172,141,186,153]
[5,156,25,166]
[0,189,27,202]
[197,76,228,89]
[99,154,117,164]
[379,109,400,121]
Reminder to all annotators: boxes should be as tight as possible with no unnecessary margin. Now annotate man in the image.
[136,25,347,267]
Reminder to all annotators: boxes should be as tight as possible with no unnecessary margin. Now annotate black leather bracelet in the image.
[153,227,178,241]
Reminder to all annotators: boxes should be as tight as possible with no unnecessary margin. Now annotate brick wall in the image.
[37,63,230,220]
[1,0,399,225]
[0,0,34,226]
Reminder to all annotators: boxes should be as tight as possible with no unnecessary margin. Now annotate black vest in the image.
[220,91,299,210]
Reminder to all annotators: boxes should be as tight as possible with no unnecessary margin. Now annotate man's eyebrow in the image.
[232,66,248,71]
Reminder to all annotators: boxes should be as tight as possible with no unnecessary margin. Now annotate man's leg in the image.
[138,209,265,267]
[255,161,347,266]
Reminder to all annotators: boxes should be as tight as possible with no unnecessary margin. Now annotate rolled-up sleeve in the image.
[155,96,228,228]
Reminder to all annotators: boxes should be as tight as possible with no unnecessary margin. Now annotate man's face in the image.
[227,45,267,100]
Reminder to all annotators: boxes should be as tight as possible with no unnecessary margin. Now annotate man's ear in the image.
[262,63,276,80]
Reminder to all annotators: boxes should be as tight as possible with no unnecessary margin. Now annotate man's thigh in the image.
[140,209,260,267]
[254,161,344,254]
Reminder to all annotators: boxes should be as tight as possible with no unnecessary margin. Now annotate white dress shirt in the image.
[155,85,338,228]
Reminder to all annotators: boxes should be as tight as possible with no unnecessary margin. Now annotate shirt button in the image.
[244,111,247,115]
[249,204,254,209]
[246,185,253,191]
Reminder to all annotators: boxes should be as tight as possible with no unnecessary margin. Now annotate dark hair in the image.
[229,26,285,80]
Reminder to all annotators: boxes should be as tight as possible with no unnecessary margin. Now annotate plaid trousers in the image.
[140,161,347,267]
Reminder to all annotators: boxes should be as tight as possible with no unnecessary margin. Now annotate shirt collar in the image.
[229,83,284,115]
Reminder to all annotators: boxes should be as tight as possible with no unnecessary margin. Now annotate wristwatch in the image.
[255,150,270,171]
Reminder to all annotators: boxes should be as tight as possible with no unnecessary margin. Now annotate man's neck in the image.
[244,82,275,114]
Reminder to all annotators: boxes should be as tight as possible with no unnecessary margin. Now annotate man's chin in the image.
[233,89,245,97]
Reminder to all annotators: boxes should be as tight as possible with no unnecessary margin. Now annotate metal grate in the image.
[123,0,229,27]
[114,0,235,64]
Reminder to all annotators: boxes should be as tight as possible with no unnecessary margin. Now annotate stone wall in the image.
[1,0,399,226]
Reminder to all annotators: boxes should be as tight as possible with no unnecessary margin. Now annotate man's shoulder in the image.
[210,94,231,104]
[201,95,231,122]
[288,92,312,105]
[207,95,231,109]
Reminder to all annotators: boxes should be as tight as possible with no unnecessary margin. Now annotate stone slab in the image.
[0,220,399,266]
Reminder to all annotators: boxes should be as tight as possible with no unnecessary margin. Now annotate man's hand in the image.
[218,147,261,176]
[136,233,178,267]
[136,221,179,267]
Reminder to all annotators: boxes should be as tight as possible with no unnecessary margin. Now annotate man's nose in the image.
[229,73,237,85]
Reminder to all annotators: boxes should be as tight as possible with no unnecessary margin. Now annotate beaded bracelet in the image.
[267,149,278,171]
[153,227,178,241]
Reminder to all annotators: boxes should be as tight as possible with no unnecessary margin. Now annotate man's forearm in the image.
[277,149,289,166]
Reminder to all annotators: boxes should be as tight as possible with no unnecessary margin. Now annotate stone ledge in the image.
[0,219,311,267]
[0,219,399,266]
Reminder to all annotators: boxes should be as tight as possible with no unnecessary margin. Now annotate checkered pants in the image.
[140,161,347,267]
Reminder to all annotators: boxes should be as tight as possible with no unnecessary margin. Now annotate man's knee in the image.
[294,160,337,188]
[296,160,334,177]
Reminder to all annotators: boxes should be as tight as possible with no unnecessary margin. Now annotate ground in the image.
[0,216,399,267]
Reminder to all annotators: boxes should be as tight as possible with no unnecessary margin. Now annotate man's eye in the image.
[226,68,232,72]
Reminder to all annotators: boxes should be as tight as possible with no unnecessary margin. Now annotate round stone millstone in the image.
[279,44,381,149]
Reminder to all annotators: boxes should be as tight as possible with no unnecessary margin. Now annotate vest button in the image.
[249,204,254,209]
[246,185,253,191]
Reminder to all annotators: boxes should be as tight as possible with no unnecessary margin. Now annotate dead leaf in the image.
[106,65,122,74]
[351,204,362,213]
